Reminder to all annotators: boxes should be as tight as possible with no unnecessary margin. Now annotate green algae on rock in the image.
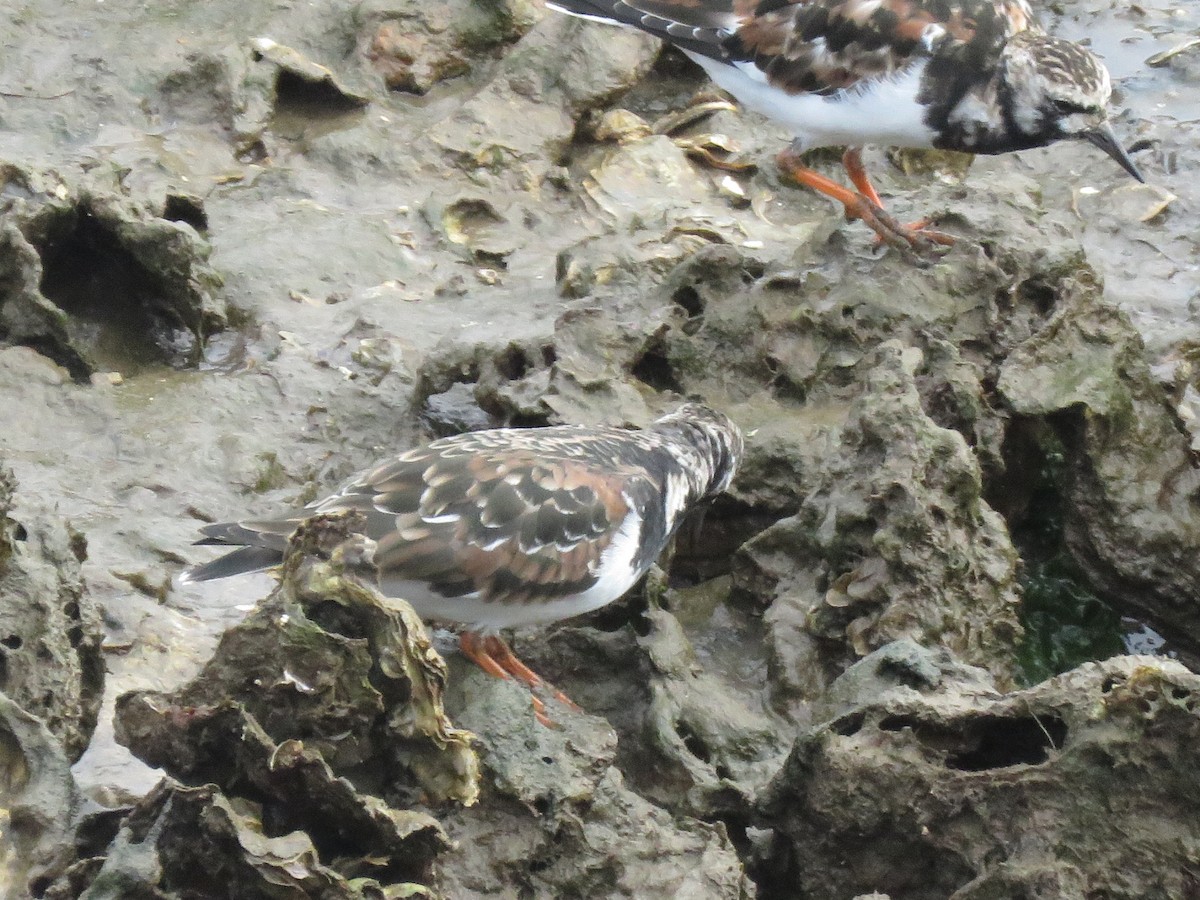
[998,276,1200,658]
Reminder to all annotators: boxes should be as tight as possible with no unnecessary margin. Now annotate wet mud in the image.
[1,0,1199,896]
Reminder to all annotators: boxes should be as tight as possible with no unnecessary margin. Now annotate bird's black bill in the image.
[1082,123,1145,183]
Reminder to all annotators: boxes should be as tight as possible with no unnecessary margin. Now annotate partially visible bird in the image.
[182,404,743,723]
[550,0,1144,252]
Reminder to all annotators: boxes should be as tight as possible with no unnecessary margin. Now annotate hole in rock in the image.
[162,194,209,232]
[495,346,530,381]
[1017,278,1058,315]
[37,208,198,378]
[273,70,364,119]
[630,343,683,394]
[0,635,20,650]
[881,713,1068,769]
[675,720,712,763]
[669,495,774,584]
[306,600,369,640]
[946,715,1068,770]
[673,285,704,317]
[833,711,865,737]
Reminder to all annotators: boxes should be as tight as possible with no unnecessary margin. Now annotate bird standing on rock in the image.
[549,0,1145,253]
[182,404,744,724]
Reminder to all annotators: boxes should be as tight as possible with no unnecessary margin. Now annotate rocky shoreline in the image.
[1,0,1198,896]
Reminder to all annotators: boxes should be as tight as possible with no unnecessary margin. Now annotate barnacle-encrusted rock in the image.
[103,513,474,895]
[758,651,1200,900]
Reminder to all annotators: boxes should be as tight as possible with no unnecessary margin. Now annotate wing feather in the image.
[346,447,639,604]
[185,427,662,604]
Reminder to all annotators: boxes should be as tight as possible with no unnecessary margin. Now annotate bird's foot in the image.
[460,632,581,726]
[777,147,955,258]
[855,207,957,254]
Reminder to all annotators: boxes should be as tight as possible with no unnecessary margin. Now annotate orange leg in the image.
[484,635,582,713]
[776,146,955,254]
[841,147,884,208]
[459,631,510,680]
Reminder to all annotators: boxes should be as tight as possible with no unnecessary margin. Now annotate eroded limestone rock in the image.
[360,0,540,94]
[758,652,1200,900]
[0,694,80,898]
[0,464,102,762]
[440,640,753,899]
[999,276,1200,653]
[0,164,225,380]
[736,344,1023,704]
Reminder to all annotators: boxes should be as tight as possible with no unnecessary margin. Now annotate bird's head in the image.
[653,403,744,498]
[1000,31,1143,181]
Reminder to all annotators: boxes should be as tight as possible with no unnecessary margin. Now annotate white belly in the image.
[686,52,938,152]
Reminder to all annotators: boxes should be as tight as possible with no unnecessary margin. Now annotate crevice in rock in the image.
[162,194,209,232]
[495,344,530,381]
[672,285,703,317]
[630,340,682,394]
[35,207,200,378]
[989,415,1124,685]
[669,496,772,585]
[878,713,1068,769]
[675,719,711,763]
[272,70,365,119]
[944,714,1068,770]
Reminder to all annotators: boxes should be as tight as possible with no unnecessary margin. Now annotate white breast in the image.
[685,52,937,152]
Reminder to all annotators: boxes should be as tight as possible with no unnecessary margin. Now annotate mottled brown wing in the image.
[726,0,1035,95]
[328,447,637,605]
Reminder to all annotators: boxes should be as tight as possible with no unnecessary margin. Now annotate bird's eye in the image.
[1052,98,1085,115]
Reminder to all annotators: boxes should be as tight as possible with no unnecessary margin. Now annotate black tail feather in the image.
[549,0,733,60]
[181,545,284,583]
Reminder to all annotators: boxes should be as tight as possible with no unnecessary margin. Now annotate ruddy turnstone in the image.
[550,0,1144,252]
[182,403,743,722]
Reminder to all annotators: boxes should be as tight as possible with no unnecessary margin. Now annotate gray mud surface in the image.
[1,0,1199,896]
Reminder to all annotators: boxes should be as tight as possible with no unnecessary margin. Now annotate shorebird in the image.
[550,0,1144,252]
[182,404,743,723]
